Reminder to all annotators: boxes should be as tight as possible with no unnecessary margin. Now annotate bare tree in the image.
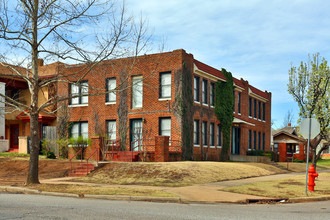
[282,109,295,127]
[0,0,150,184]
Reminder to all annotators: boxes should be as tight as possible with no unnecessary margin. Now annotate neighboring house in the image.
[0,61,57,153]
[1,49,272,160]
[273,123,306,162]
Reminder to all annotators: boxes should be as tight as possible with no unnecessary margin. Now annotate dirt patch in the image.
[0,156,78,185]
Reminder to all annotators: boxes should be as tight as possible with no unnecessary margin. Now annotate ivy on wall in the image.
[215,68,234,161]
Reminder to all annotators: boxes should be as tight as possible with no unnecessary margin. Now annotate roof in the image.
[249,84,269,99]
[194,59,226,80]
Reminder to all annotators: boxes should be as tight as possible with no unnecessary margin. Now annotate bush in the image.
[69,136,91,159]
[57,139,69,159]
[41,139,57,159]
[293,159,304,163]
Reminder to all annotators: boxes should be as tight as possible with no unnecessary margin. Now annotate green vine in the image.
[215,68,234,161]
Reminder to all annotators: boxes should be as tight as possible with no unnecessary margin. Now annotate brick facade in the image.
[2,49,272,160]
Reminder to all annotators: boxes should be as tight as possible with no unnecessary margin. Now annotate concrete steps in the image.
[69,163,95,177]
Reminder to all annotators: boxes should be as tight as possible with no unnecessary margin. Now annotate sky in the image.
[125,0,330,129]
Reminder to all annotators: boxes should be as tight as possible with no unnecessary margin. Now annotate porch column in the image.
[0,82,5,139]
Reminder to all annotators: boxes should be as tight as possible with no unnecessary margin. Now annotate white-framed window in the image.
[262,102,266,121]
[70,81,88,105]
[159,117,171,138]
[217,124,222,147]
[248,130,252,150]
[194,120,200,145]
[132,76,143,108]
[70,122,88,138]
[107,120,116,140]
[106,78,116,103]
[194,76,200,102]
[254,99,257,119]
[210,82,215,107]
[249,97,252,117]
[159,72,171,99]
[210,123,215,147]
[238,92,241,114]
[202,79,208,105]
[202,121,207,146]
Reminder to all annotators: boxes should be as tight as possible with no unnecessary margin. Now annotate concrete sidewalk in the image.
[2,171,330,204]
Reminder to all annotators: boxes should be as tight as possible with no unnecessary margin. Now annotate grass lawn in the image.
[221,172,330,198]
[317,159,330,166]
[77,161,288,187]
[28,184,177,198]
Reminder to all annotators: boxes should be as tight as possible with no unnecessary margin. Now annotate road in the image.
[0,193,329,220]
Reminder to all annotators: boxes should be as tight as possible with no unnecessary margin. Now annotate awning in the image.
[232,117,255,126]
[16,111,56,123]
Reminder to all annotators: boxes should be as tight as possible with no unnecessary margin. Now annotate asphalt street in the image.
[1,193,330,220]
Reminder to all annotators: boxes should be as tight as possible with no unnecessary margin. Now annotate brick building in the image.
[1,49,272,161]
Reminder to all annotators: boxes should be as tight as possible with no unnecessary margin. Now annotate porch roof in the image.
[16,111,56,123]
[232,117,255,126]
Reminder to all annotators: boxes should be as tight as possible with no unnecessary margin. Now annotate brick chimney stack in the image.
[288,123,291,127]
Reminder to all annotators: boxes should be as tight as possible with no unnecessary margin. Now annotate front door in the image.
[130,119,143,151]
[10,124,19,149]
[231,127,240,155]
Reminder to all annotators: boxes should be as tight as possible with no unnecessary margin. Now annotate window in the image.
[106,78,116,103]
[194,120,200,145]
[107,120,116,140]
[202,121,208,146]
[210,82,215,107]
[233,91,235,112]
[132,76,143,108]
[217,124,222,147]
[273,143,278,152]
[254,99,257,118]
[194,76,200,102]
[249,97,252,117]
[70,81,88,105]
[238,92,241,114]
[202,79,208,104]
[262,133,265,151]
[248,130,252,150]
[253,131,256,150]
[159,117,171,138]
[70,122,88,138]
[258,101,261,120]
[210,123,215,146]
[159,72,171,99]
[262,103,265,121]
[258,132,261,150]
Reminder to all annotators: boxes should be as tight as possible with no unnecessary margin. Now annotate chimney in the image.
[288,123,291,127]
[37,59,44,67]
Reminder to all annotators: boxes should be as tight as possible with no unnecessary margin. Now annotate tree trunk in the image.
[26,112,40,184]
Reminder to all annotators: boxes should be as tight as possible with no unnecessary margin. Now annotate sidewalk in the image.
[2,171,330,204]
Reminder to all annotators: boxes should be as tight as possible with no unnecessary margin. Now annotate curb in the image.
[0,186,182,203]
[2,185,330,204]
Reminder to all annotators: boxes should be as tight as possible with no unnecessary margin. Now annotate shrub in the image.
[41,139,57,159]
[69,136,91,159]
[57,139,70,159]
[293,159,304,163]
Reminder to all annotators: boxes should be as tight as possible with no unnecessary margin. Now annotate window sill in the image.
[105,101,116,105]
[69,104,88,108]
[194,145,200,147]
[194,101,200,104]
[217,146,222,149]
[249,116,252,118]
[159,97,171,101]
[132,106,143,110]
[202,103,209,107]
[238,113,241,115]
[210,105,214,108]
[210,145,215,148]
[203,145,208,148]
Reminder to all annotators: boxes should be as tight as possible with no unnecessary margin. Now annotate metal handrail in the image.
[86,147,99,174]
[69,148,83,173]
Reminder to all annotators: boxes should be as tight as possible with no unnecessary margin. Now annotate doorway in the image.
[130,119,143,151]
[231,127,240,155]
[10,124,19,149]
